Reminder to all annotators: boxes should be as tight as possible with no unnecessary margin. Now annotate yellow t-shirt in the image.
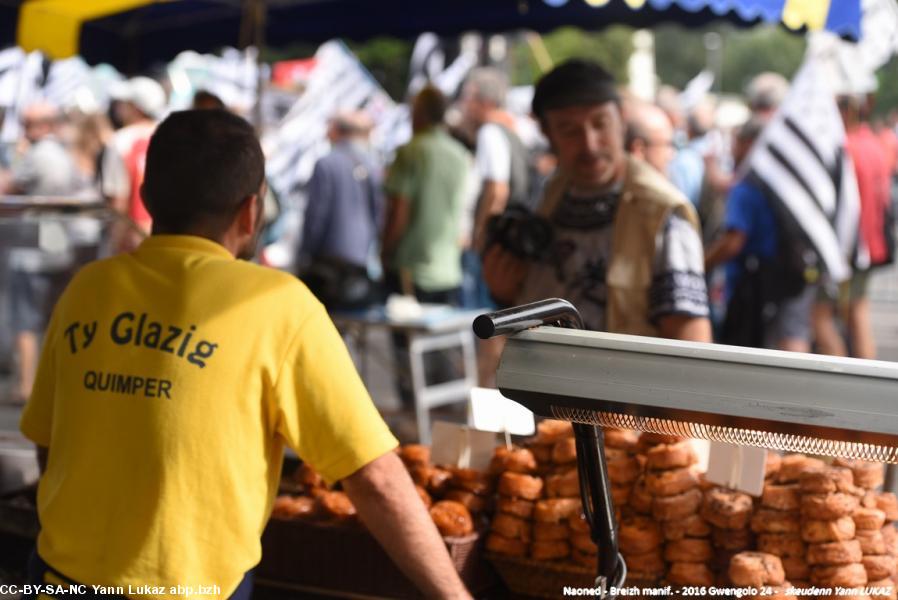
[20,235,398,598]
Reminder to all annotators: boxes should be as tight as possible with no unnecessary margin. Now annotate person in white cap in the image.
[111,76,167,251]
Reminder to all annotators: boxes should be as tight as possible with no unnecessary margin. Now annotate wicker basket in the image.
[486,553,597,599]
[259,517,495,598]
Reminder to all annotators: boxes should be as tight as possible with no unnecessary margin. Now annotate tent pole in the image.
[241,0,267,132]
[252,0,266,132]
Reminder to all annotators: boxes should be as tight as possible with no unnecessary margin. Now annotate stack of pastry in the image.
[530,496,585,564]
[486,468,544,558]
[604,428,641,513]
[539,422,581,505]
[835,459,886,493]
[400,444,450,506]
[639,434,708,587]
[833,458,898,597]
[728,551,794,600]
[485,445,539,558]
[849,493,897,598]
[619,434,664,585]
[834,459,897,597]
[750,454,822,587]
[755,477,805,587]
[764,452,783,483]
[856,492,898,600]
[618,513,666,585]
[538,420,593,565]
[444,467,495,515]
[703,486,754,583]
[527,420,574,474]
[800,466,867,593]
[650,440,713,589]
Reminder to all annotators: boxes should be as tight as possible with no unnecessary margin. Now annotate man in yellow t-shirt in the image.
[20,110,471,600]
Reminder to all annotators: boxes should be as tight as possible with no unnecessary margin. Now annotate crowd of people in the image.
[0,81,226,402]
[3,59,898,405]
[297,61,898,391]
[5,55,898,600]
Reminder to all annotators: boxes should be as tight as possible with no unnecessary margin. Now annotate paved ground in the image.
[870,259,898,361]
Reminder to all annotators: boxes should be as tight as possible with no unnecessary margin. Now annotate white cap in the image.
[112,76,167,119]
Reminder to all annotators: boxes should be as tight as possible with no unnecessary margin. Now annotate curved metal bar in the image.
[472,298,583,340]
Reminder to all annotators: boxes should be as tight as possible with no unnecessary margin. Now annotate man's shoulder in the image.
[729,178,767,204]
[625,156,690,210]
[315,147,352,172]
[439,132,473,163]
[220,259,313,300]
[76,252,309,300]
[671,145,704,170]
[415,130,470,161]
[477,123,510,151]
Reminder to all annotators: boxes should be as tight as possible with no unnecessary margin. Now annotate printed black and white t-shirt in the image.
[517,190,709,331]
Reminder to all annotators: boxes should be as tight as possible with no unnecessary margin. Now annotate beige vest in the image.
[538,156,700,336]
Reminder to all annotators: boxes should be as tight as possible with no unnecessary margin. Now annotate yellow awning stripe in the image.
[17,0,158,60]
[781,0,833,32]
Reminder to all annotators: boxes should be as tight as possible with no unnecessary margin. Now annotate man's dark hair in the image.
[532,59,620,123]
[143,110,265,235]
[192,90,226,110]
[414,85,448,126]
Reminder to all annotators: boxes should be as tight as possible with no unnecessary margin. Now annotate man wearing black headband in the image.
[484,59,711,342]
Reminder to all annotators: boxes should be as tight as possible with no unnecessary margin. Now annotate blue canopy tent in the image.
[0,0,862,73]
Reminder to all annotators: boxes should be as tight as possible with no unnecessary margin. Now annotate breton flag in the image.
[746,59,860,284]
[264,40,395,205]
[261,40,396,269]
[407,33,478,99]
[0,49,102,144]
[809,0,898,94]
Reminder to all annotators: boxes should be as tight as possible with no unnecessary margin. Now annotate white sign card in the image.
[705,442,767,497]
[430,421,497,470]
[468,387,535,436]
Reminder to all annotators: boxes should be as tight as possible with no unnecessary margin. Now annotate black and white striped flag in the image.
[809,0,898,94]
[747,59,860,284]
[0,49,102,144]
[264,40,395,204]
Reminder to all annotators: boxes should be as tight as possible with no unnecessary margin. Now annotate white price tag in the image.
[468,387,535,436]
[430,421,497,470]
[705,442,767,497]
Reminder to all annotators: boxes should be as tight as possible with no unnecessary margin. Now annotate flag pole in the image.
[525,32,553,75]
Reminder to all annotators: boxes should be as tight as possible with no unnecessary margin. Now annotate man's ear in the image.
[629,138,646,160]
[237,194,259,236]
[537,118,557,154]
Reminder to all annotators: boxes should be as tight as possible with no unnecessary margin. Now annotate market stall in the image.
[1,1,885,598]
[2,1,861,72]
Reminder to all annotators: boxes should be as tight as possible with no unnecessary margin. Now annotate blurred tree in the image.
[721,25,805,94]
[347,37,412,101]
[654,23,805,95]
[511,26,634,86]
[874,56,898,118]
[261,37,412,101]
